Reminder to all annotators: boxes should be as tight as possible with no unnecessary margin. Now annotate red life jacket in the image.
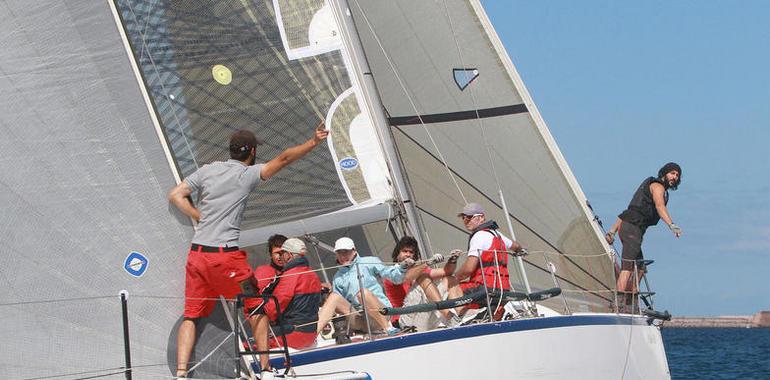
[468,229,510,290]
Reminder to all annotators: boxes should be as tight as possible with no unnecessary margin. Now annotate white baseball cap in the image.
[334,237,355,252]
[281,238,306,255]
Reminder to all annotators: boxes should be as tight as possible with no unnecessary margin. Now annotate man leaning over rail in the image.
[384,236,465,331]
[167,122,328,379]
[453,203,522,320]
[605,162,682,313]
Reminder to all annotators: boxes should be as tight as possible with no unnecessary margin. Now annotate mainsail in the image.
[1,0,619,379]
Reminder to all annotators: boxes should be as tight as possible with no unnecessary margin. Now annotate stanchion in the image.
[119,290,132,380]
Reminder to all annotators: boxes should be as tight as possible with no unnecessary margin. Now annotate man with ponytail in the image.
[605,162,682,313]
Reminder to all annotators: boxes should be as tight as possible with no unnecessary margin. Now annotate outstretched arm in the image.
[650,182,681,237]
[260,120,329,180]
[168,181,200,222]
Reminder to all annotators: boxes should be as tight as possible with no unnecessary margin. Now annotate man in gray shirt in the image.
[168,122,328,378]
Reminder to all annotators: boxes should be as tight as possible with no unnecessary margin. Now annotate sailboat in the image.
[0,0,670,379]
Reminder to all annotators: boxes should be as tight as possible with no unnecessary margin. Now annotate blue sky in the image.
[482,1,770,316]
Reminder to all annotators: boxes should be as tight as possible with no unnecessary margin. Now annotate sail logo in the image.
[123,251,149,277]
[339,157,359,170]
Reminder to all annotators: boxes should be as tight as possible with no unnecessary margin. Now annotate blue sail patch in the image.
[124,251,149,277]
[339,157,359,170]
[453,68,479,91]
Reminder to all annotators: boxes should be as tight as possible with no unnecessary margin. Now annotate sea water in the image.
[662,328,770,379]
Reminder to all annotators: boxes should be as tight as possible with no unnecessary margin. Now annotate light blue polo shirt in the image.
[184,160,264,247]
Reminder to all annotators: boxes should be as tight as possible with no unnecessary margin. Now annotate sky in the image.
[481,1,770,316]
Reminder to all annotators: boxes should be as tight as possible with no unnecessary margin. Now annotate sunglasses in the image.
[461,214,482,221]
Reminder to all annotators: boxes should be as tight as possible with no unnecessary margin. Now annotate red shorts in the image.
[269,331,317,350]
[183,249,257,318]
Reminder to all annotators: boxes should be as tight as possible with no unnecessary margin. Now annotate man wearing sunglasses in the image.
[453,203,521,317]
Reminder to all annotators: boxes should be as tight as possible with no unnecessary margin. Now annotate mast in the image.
[329,0,429,250]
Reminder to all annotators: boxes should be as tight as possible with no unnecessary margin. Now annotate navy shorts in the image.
[619,221,646,271]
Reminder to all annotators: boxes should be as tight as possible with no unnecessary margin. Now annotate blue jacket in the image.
[333,255,405,308]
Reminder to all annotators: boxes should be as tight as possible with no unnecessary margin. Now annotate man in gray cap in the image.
[453,202,521,317]
[254,238,322,351]
[604,162,682,313]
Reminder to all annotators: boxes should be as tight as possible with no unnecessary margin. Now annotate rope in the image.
[186,331,234,374]
[123,0,199,169]
[21,367,127,380]
[441,0,504,194]
[0,295,115,307]
[560,289,615,294]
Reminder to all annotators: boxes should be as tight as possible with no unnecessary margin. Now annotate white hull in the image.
[274,314,669,379]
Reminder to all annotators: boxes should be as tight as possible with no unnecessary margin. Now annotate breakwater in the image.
[664,311,770,328]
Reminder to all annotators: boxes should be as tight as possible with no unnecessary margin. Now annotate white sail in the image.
[347,0,616,312]
[0,1,669,379]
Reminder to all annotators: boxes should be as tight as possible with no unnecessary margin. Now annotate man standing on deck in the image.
[605,162,682,313]
[453,203,522,319]
[384,236,465,330]
[167,122,328,379]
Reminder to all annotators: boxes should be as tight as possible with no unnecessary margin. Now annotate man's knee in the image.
[356,289,381,306]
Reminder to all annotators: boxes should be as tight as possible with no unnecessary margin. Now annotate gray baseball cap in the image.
[457,202,485,217]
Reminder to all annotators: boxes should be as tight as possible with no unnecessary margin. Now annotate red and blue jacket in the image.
[263,256,321,333]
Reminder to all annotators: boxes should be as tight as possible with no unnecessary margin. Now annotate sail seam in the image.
[387,104,528,126]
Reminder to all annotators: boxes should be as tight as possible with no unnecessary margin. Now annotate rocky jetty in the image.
[664,311,770,328]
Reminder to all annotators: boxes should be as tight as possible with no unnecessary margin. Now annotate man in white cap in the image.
[318,237,414,334]
[453,203,521,317]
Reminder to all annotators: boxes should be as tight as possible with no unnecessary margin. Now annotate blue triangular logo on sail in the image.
[124,251,148,277]
[453,68,479,91]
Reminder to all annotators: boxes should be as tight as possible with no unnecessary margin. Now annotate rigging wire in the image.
[123,0,199,169]
[349,0,467,206]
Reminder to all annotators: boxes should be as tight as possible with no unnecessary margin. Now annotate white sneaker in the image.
[260,370,275,380]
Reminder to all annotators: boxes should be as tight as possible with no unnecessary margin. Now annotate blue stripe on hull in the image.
[272,314,648,368]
